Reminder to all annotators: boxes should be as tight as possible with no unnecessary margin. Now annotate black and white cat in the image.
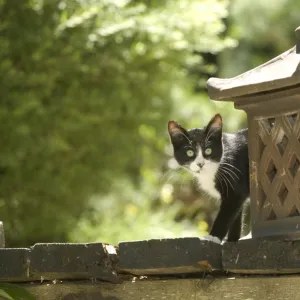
[168,114,249,243]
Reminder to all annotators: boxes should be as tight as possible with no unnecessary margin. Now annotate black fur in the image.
[168,114,249,242]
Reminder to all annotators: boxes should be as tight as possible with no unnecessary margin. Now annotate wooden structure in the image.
[207,26,300,239]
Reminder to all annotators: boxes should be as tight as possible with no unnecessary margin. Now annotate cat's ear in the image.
[206,114,223,131]
[168,121,189,144]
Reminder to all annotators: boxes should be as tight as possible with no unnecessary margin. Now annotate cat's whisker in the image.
[220,167,237,185]
[161,167,191,191]
[161,167,186,184]
[220,162,242,174]
[180,165,193,174]
[180,171,192,181]
[177,167,187,174]
[215,173,224,194]
[220,166,240,180]
[219,169,235,192]
[220,172,230,197]
[225,166,240,181]
[160,168,175,181]
[180,177,190,190]
[217,171,229,197]
[166,174,175,183]
[175,166,192,187]
[177,168,193,190]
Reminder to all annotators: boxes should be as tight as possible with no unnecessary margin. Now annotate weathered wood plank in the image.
[23,275,300,300]
[118,238,221,275]
[223,239,300,274]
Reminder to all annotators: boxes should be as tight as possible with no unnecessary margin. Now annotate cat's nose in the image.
[197,162,205,168]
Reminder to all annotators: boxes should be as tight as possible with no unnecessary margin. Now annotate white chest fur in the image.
[195,161,221,200]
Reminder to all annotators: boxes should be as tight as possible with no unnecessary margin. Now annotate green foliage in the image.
[0,283,36,300]
[220,0,300,77]
[69,179,207,244]
[0,289,13,300]
[0,0,234,246]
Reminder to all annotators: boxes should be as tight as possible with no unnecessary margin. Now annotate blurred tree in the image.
[220,0,300,78]
[0,0,234,246]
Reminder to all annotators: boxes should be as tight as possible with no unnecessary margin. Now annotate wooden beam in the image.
[23,275,300,300]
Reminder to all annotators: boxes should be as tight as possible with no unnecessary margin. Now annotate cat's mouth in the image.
[189,163,205,174]
[192,170,201,174]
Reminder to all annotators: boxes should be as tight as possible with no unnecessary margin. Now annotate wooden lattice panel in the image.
[255,112,300,222]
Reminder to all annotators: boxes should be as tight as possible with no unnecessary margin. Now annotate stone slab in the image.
[0,248,30,281]
[223,239,300,274]
[29,243,119,282]
[118,237,221,275]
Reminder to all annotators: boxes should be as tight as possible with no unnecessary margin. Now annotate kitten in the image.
[168,114,249,243]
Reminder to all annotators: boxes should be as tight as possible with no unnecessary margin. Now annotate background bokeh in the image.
[0,0,299,247]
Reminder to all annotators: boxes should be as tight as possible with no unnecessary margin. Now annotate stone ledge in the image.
[3,237,300,283]
[118,237,221,275]
[223,239,300,274]
[0,238,222,282]
[0,248,30,281]
[0,243,119,283]
[30,243,119,282]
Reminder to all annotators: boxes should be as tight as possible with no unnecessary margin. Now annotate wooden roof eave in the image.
[207,46,300,102]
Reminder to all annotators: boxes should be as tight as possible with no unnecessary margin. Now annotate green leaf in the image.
[0,289,14,300]
[0,283,36,300]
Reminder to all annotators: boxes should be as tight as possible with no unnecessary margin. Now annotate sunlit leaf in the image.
[0,289,14,300]
[0,284,36,300]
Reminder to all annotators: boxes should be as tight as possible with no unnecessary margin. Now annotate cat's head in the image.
[168,114,223,174]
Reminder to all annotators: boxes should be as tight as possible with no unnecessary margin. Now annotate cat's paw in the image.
[202,235,221,244]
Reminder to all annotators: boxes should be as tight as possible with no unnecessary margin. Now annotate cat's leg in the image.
[209,200,242,242]
[239,232,252,240]
[227,211,242,242]
[241,198,251,238]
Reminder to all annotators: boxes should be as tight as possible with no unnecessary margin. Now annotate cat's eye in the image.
[186,149,194,157]
[205,148,212,155]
